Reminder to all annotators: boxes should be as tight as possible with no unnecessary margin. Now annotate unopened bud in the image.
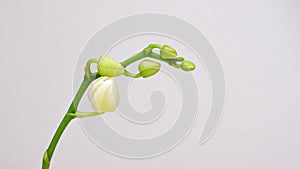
[97,55,125,77]
[160,45,177,59]
[138,60,161,78]
[181,60,196,71]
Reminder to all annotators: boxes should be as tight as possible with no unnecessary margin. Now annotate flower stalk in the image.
[42,44,196,169]
[42,74,96,169]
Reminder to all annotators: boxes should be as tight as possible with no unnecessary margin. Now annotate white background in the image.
[0,0,300,169]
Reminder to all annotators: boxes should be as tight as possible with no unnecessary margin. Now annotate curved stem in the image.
[148,52,175,64]
[42,46,185,169]
[123,70,142,78]
[85,58,98,80]
[120,51,146,68]
[42,51,151,169]
[146,43,162,49]
[42,75,95,169]
[42,113,74,169]
[120,51,181,69]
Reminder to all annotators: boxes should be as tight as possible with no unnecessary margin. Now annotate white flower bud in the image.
[88,76,120,113]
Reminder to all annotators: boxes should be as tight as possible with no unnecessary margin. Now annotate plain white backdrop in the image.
[0,0,299,169]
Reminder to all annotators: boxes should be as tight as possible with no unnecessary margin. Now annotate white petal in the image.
[93,79,112,112]
[102,79,119,112]
[88,77,110,112]
[87,77,119,113]
[88,81,98,112]
[111,80,120,108]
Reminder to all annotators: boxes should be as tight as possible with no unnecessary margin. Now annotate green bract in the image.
[181,60,196,71]
[160,45,178,59]
[138,60,161,78]
[97,55,125,77]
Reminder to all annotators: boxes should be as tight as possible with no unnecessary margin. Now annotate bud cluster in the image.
[159,44,196,72]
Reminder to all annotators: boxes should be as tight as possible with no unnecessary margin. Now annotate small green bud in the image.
[176,57,185,61]
[160,45,178,59]
[181,60,196,71]
[138,60,161,78]
[97,55,125,77]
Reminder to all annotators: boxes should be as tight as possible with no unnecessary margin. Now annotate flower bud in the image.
[160,45,178,59]
[97,55,125,77]
[88,77,120,113]
[176,57,185,61]
[138,60,161,78]
[181,60,196,71]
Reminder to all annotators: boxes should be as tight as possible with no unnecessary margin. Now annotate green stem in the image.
[148,52,176,64]
[120,50,181,69]
[42,114,74,169]
[120,51,146,68]
[42,75,96,169]
[120,48,181,68]
[123,70,142,78]
[85,58,98,80]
